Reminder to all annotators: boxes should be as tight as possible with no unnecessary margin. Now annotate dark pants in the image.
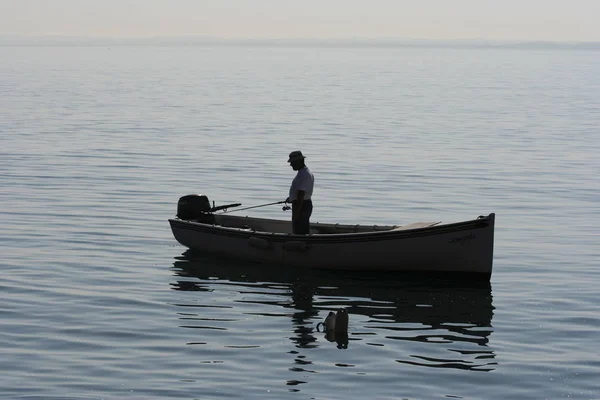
[292,200,313,234]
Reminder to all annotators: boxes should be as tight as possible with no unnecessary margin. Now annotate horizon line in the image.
[1,35,599,48]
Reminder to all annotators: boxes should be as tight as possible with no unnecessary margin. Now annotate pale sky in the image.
[1,0,599,42]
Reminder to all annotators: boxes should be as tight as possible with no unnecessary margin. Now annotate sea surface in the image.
[1,45,599,399]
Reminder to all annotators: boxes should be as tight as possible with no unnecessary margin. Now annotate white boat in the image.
[168,195,495,280]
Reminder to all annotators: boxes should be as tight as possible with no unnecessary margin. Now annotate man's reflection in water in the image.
[289,283,319,348]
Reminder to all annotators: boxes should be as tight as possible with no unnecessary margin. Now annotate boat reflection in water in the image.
[171,251,497,372]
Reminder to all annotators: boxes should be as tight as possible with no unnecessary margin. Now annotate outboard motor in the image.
[176,194,241,223]
[176,194,215,223]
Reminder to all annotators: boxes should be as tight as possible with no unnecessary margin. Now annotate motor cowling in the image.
[176,194,215,223]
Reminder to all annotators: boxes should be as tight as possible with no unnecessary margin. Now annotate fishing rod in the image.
[219,200,288,214]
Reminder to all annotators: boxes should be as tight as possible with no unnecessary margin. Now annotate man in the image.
[286,150,314,234]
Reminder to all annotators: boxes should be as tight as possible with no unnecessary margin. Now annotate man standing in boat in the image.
[286,150,314,234]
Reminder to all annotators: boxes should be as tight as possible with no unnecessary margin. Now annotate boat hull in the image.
[168,213,495,279]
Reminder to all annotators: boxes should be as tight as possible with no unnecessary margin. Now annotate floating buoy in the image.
[334,308,349,333]
[316,308,349,333]
[316,311,336,332]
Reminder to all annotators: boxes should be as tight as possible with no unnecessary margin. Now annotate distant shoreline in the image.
[1,36,599,50]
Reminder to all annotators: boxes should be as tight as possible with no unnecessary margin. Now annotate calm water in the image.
[1,45,599,399]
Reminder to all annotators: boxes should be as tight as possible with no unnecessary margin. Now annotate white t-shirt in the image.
[288,166,314,201]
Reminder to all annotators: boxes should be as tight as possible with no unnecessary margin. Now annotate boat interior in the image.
[211,214,440,235]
